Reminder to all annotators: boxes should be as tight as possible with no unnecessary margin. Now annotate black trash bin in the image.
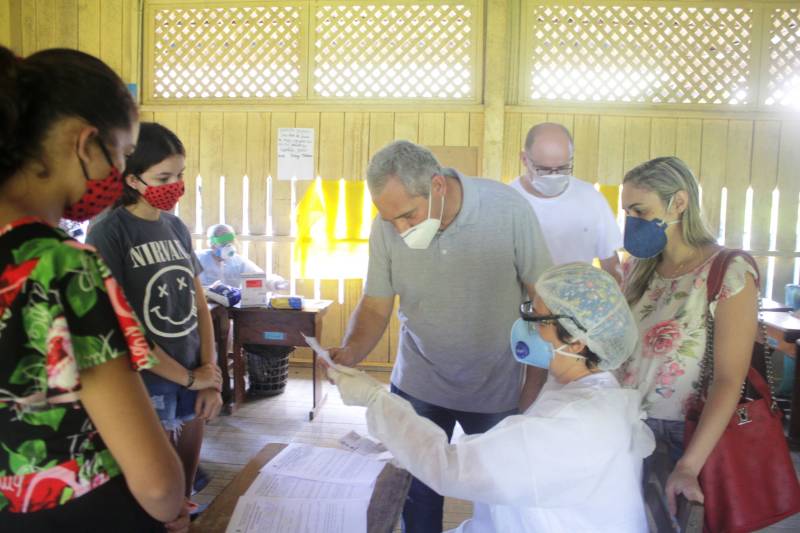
[244,344,293,397]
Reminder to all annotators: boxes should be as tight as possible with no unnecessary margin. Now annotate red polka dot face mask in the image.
[62,141,124,222]
[136,177,185,212]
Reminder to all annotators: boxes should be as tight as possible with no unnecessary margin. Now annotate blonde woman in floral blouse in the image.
[617,157,758,515]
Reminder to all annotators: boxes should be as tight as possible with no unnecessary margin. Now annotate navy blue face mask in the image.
[623,216,679,258]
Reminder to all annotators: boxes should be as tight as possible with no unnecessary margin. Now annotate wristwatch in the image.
[186,369,195,389]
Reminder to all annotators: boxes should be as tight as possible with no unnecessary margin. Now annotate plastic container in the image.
[785,284,800,311]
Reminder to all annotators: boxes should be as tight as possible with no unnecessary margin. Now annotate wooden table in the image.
[230,300,333,419]
[761,306,800,445]
[762,297,794,314]
[191,443,412,533]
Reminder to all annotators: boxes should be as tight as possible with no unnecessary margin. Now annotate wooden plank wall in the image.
[2,0,139,85]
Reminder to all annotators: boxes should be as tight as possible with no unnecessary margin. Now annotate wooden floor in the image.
[195,366,800,532]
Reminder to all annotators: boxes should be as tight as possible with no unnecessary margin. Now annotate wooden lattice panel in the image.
[765,8,800,108]
[524,4,753,105]
[312,2,477,99]
[150,4,304,99]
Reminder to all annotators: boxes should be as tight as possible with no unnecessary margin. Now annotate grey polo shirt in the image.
[364,170,552,412]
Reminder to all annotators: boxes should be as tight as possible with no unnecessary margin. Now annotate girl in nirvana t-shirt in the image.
[88,123,222,512]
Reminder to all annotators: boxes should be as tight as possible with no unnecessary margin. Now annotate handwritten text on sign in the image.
[277,128,315,181]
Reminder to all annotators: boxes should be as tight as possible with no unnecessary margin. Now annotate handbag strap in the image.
[706,249,760,302]
[698,248,774,401]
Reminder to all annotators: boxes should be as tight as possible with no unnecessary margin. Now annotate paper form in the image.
[244,470,374,500]
[225,497,368,533]
[262,443,384,485]
[301,333,336,367]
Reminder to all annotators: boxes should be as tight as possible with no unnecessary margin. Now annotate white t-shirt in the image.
[509,176,622,265]
[196,248,284,289]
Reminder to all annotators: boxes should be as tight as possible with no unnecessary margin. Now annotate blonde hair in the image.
[623,157,716,305]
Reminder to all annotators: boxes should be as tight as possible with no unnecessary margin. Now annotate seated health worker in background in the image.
[197,223,288,291]
[328,263,654,533]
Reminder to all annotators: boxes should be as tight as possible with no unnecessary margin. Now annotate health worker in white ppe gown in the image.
[328,263,655,533]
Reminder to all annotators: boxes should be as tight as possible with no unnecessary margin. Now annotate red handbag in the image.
[684,249,800,532]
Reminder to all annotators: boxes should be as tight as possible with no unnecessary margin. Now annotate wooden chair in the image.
[644,446,704,533]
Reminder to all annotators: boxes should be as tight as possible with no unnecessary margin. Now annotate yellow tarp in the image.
[294,179,376,279]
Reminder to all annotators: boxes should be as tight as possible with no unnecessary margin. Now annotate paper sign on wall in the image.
[277,128,315,180]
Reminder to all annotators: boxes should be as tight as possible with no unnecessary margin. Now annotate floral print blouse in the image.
[0,218,155,513]
[618,250,756,421]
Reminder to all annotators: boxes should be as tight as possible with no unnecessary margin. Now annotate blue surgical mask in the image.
[623,196,681,259]
[509,318,584,369]
[623,216,680,259]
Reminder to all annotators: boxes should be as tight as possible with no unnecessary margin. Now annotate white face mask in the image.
[215,243,236,261]
[399,192,445,250]
[532,174,571,197]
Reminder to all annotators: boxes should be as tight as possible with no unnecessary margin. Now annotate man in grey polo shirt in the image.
[329,140,552,533]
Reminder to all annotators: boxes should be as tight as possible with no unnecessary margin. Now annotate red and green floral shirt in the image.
[0,218,156,513]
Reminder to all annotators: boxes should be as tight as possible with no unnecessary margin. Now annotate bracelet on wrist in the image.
[186,369,195,389]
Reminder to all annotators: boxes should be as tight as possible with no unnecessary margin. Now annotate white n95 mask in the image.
[400,193,445,250]
[532,174,570,197]
[215,243,236,260]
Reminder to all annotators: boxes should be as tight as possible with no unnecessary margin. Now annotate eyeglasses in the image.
[519,301,587,332]
[524,156,574,177]
[530,164,573,177]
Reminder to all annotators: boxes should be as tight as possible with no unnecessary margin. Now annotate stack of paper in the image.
[226,443,384,533]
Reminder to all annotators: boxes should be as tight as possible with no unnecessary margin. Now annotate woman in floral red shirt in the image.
[617,157,758,516]
[0,47,185,531]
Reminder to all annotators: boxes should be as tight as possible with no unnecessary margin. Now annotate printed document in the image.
[226,443,384,533]
[261,442,384,484]
[225,497,367,533]
[244,470,373,500]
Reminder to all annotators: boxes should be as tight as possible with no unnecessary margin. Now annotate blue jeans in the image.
[147,378,197,433]
[390,384,518,533]
[646,418,685,463]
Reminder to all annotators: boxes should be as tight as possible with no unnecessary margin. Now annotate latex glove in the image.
[327,365,384,407]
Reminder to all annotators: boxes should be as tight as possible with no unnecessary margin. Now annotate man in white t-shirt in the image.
[509,123,623,283]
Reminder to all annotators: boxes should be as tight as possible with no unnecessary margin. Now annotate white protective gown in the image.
[365,372,654,533]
